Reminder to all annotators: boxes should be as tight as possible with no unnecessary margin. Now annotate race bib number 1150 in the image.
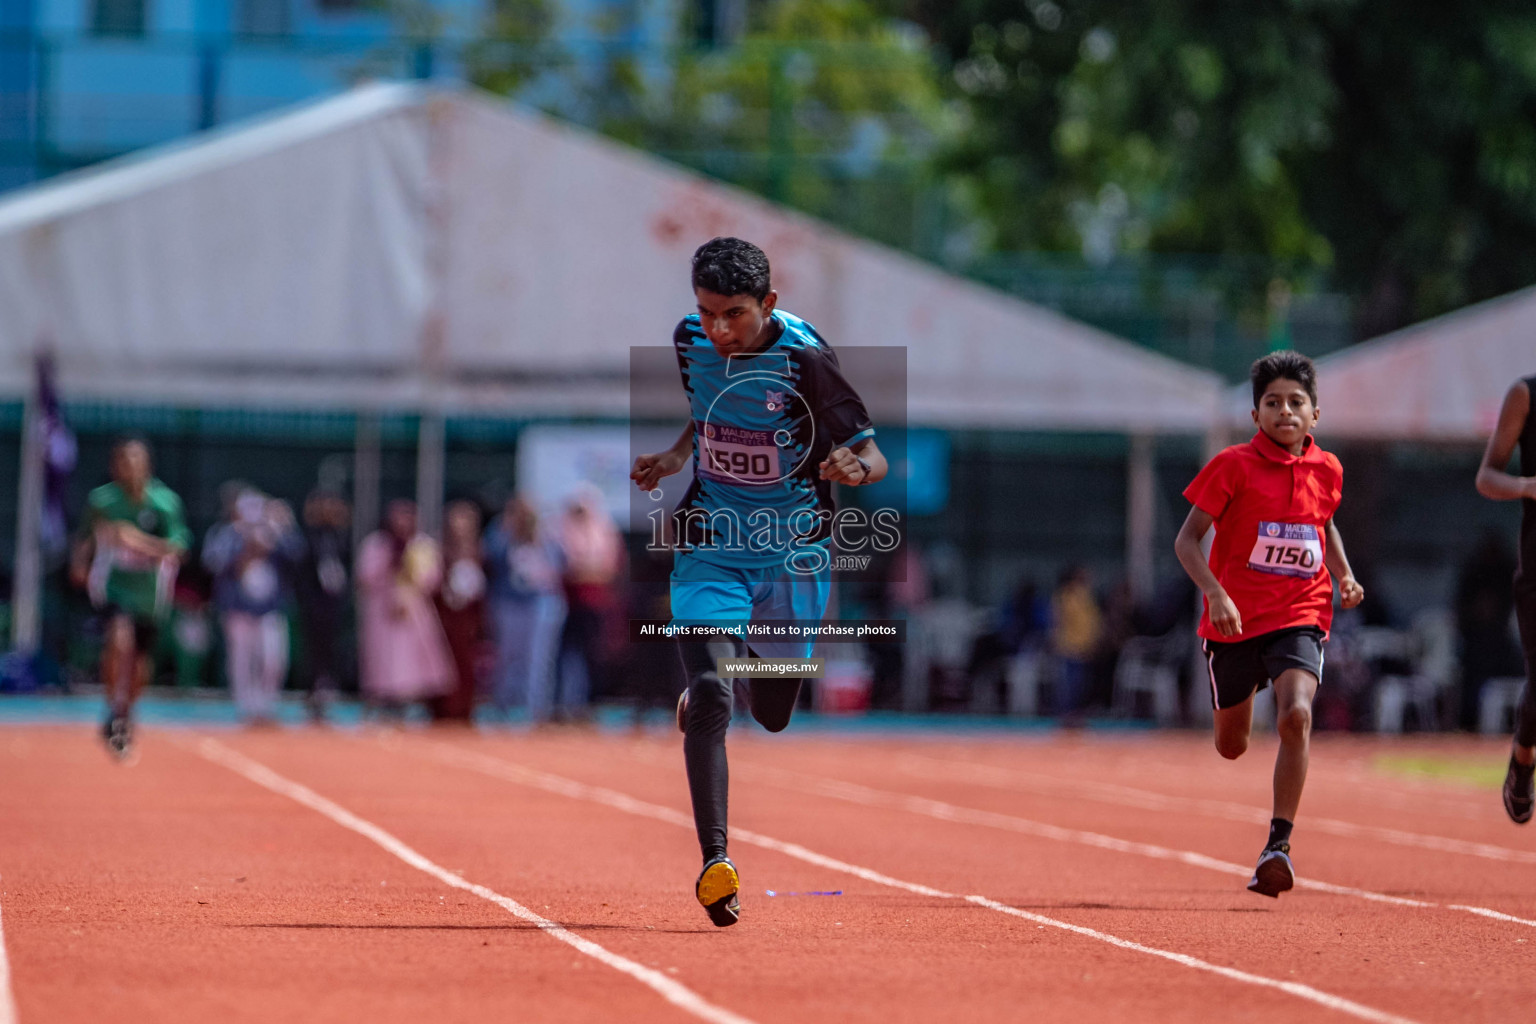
[1247,522,1323,578]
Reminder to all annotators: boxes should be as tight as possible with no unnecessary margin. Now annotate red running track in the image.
[1,724,1533,1023]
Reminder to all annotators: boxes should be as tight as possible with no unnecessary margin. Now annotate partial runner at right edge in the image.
[1474,373,1536,824]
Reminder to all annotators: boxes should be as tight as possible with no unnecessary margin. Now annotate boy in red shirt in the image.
[1174,351,1364,897]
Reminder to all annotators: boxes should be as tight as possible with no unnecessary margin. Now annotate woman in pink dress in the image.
[431,500,486,724]
[356,500,453,718]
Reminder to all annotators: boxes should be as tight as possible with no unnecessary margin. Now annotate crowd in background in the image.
[18,462,1527,735]
[856,537,1530,735]
[138,479,627,727]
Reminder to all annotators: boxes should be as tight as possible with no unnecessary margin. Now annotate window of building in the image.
[237,0,291,36]
[92,0,146,37]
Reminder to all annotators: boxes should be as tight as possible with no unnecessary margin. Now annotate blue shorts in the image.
[670,550,831,659]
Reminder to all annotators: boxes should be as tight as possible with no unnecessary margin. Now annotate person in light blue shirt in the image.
[203,483,303,725]
[482,496,567,721]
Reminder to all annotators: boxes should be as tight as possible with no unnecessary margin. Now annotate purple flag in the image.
[35,355,76,557]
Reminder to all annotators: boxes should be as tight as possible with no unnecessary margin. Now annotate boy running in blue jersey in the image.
[631,237,887,927]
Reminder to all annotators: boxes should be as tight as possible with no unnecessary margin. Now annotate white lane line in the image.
[1446,904,1536,926]
[966,896,1414,1024]
[894,753,1536,866]
[735,759,1536,926]
[194,739,755,1024]
[0,878,18,1024]
[738,762,1429,906]
[416,741,1420,1024]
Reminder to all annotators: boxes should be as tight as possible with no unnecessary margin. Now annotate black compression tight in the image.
[678,636,803,864]
[1515,588,1536,749]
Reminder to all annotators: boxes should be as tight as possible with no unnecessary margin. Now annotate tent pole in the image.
[11,361,43,654]
[1126,433,1155,600]
[414,92,451,540]
[415,413,444,537]
[353,413,381,557]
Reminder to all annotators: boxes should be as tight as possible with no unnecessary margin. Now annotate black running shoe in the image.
[676,689,689,735]
[103,714,133,761]
[1247,843,1294,898]
[695,856,740,927]
[1503,756,1534,825]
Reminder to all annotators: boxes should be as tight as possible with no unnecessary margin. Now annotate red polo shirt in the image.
[1183,431,1343,643]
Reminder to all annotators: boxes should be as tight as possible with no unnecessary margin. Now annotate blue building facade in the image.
[0,0,691,191]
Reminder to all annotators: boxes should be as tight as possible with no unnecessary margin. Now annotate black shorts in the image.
[92,605,160,656]
[1202,626,1325,711]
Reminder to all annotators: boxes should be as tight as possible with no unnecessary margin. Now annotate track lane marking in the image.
[1446,904,1536,926]
[0,878,17,1024]
[730,758,1536,927]
[964,896,1415,1024]
[891,753,1536,865]
[618,741,1536,925]
[193,738,756,1024]
[414,740,1421,1024]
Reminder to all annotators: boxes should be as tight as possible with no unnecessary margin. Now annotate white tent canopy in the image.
[1222,287,1536,441]
[0,82,1222,434]
[3,82,1226,648]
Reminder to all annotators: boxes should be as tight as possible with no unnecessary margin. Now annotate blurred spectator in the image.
[1050,565,1102,717]
[295,490,352,721]
[878,544,931,711]
[483,497,566,721]
[0,563,11,669]
[965,576,1046,711]
[625,544,684,724]
[886,543,931,617]
[432,500,486,724]
[554,487,623,722]
[912,567,981,711]
[1314,608,1376,731]
[356,500,453,719]
[168,561,213,689]
[203,483,302,726]
[1090,578,1139,710]
[1456,531,1525,730]
[1137,573,1199,638]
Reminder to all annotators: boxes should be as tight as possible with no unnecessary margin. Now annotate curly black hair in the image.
[691,237,771,301]
[1250,350,1318,408]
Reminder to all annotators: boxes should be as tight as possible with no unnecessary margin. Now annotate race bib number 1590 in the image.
[697,422,779,485]
[1247,522,1323,578]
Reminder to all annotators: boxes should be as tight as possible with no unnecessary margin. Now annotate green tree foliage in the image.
[645,0,954,160]
[894,0,1536,332]
[596,0,962,251]
[461,0,558,96]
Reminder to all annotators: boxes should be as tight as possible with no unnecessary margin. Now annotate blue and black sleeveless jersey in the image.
[672,309,875,566]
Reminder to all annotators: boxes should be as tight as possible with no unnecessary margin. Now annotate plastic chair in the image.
[1374,675,1439,733]
[1005,650,1047,717]
[1479,677,1527,735]
[1370,610,1458,733]
[1112,635,1183,725]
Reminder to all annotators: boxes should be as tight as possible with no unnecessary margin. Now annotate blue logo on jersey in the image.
[765,389,784,412]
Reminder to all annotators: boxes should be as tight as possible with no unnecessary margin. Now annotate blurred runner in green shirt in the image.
[70,437,191,758]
